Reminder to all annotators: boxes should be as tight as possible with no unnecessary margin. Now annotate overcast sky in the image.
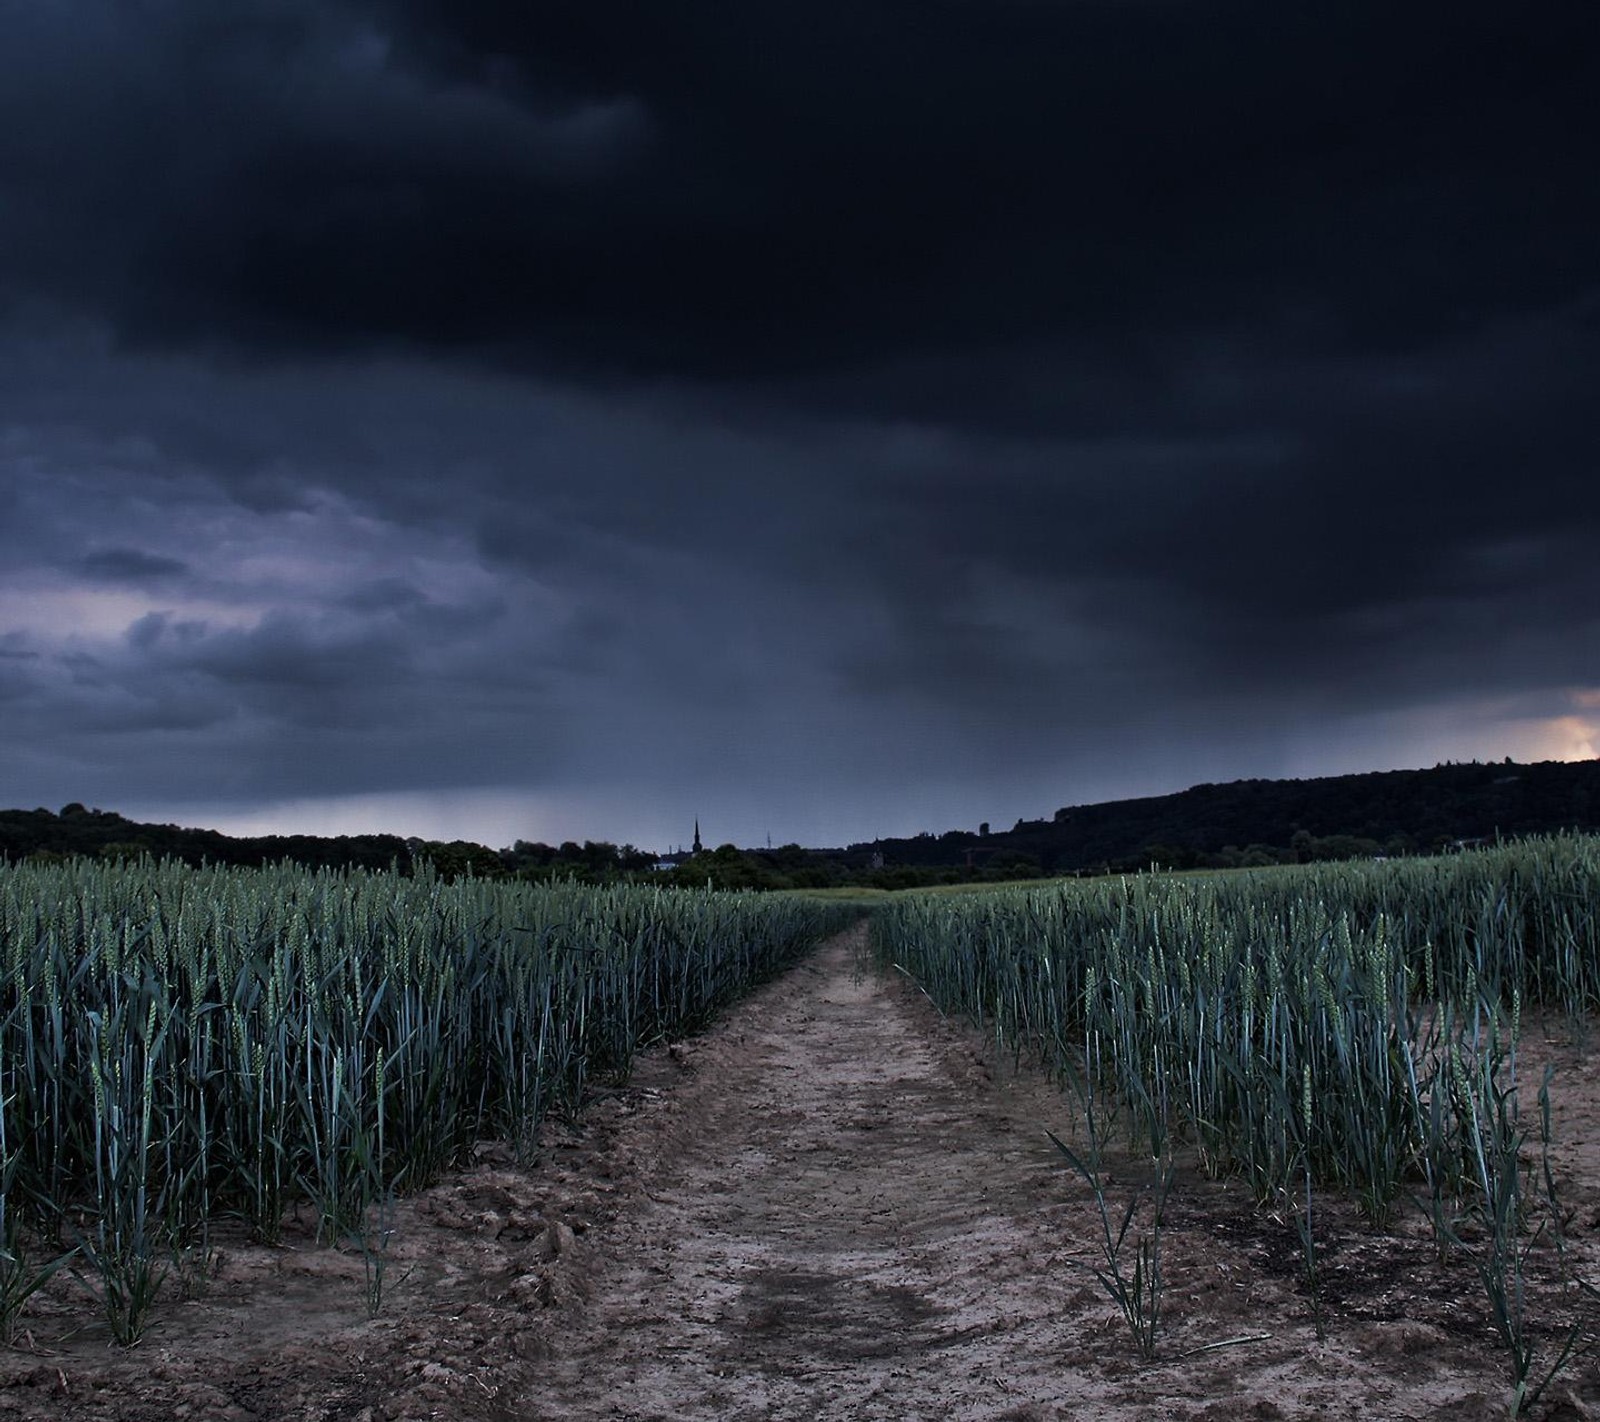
[2,2,1598,852]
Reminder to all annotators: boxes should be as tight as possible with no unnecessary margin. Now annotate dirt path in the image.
[513,923,1089,1420]
[500,925,1597,1422]
[5,924,1598,1420]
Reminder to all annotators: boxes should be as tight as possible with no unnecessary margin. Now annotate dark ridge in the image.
[4,757,1597,889]
[846,758,1600,878]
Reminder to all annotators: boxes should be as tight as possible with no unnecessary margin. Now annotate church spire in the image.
[692,818,703,855]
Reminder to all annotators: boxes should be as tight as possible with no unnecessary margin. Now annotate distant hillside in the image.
[0,803,417,873]
[849,759,1600,876]
[0,804,648,882]
[5,758,1598,888]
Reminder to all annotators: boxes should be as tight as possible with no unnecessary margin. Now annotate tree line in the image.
[4,757,1597,889]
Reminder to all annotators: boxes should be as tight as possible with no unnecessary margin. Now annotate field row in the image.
[0,858,856,1341]
[873,837,1600,1407]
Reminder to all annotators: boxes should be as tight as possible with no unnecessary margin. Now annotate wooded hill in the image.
[846,758,1600,878]
[4,757,1597,886]
[0,804,660,881]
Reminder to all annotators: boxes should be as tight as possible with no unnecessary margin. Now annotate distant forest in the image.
[3,757,1598,890]
[847,757,1600,887]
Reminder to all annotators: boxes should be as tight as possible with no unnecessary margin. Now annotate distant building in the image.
[651,821,704,872]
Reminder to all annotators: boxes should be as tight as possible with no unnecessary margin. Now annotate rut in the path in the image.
[512,923,1089,1422]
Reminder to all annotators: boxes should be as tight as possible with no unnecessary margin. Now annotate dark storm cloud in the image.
[397,0,1596,375]
[3,1,1595,388]
[80,548,191,583]
[2,2,1598,847]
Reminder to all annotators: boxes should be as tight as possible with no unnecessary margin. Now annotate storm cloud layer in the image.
[2,1,1597,849]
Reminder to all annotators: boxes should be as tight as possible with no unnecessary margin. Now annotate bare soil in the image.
[4,924,1598,1420]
